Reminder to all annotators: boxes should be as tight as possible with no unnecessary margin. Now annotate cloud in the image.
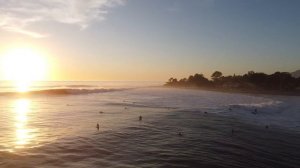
[0,0,125,38]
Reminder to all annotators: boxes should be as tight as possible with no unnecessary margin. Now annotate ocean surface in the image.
[0,81,300,168]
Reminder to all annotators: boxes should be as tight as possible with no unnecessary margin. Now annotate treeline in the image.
[165,71,300,91]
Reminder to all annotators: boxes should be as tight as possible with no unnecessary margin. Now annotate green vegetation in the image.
[165,71,300,93]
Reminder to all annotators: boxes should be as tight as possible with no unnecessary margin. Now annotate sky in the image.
[0,0,299,81]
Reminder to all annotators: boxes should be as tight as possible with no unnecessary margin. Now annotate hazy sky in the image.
[0,0,299,81]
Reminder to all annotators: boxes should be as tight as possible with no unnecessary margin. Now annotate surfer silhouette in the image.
[265,125,269,129]
[96,123,99,131]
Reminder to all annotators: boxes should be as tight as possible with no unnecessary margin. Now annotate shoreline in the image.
[164,85,300,97]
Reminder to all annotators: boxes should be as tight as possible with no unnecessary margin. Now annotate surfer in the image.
[252,108,258,115]
[265,125,269,129]
[96,123,99,131]
[139,115,142,121]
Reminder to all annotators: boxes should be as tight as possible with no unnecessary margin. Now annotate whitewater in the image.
[0,81,299,168]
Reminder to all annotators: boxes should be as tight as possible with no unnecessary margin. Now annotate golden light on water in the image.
[14,99,34,148]
[1,47,49,92]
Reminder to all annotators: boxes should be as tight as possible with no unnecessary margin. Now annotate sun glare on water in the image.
[14,98,33,148]
[1,48,48,92]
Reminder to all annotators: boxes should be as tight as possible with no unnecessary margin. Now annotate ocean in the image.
[0,81,299,168]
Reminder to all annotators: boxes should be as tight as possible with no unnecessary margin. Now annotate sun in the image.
[1,48,48,92]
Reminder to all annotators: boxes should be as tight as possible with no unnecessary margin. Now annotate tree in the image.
[211,71,223,81]
[187,73,210,87]
[165,77,178,86]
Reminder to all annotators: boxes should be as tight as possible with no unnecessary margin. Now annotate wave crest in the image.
[229,100,282,109]
[1,88,128,96]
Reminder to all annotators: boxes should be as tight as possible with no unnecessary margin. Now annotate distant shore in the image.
[165,71,300,96]
[164,85,300,97]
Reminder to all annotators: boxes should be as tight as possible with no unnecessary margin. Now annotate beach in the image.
[0,82,300,168]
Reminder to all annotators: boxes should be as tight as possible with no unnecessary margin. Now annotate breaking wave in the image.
[0,88,129,96]
[229,100,282,110]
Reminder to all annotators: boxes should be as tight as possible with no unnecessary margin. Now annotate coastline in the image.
[164,85,300,97]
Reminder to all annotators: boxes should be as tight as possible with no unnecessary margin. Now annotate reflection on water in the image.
[14,98,34,149]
